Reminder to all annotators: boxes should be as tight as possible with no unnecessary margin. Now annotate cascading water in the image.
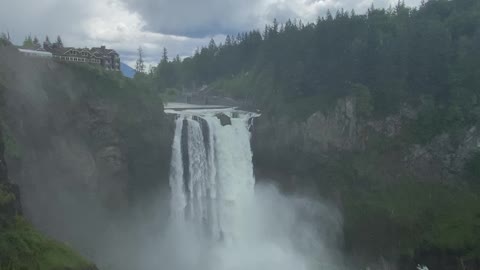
[163,107,344,270]
[169,111,256,243]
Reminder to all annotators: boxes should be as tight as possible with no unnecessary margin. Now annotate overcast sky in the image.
[0,0,421,67]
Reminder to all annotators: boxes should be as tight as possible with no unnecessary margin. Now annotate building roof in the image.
[50,47,73,55]
[91,46,118,56]
[18,48,53,56]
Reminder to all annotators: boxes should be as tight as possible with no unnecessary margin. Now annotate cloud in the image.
[0,0,219,67]
[121,0,422,38]
[0,0,422,68]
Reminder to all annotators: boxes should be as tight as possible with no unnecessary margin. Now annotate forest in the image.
[138,0,480,268]
[144,0,479,126]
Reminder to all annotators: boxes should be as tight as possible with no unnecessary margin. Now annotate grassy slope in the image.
[0,216,94,270]
[0,181,94,270]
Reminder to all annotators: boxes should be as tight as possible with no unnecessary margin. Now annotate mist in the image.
[72,182,346,270]
[0,48,348,270]
[151,182,344,270]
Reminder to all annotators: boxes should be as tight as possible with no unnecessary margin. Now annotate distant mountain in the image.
[120,62,136,78]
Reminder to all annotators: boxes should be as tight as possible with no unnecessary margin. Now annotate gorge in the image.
[2,0,480,268]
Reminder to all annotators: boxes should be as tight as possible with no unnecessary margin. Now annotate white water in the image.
[169,111,256,242]
[164,109,344,270]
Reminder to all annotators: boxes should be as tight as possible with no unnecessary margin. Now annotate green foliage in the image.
[22,35,35,48]
[0,185,15,207]
[2,124,22,159]
[351,83,373,118]
[162,87,180,102]
[142,0,480,131]
[0,33,11,47]
[342,178,480,260]
[465,152,480,181]
[0,217,92,270]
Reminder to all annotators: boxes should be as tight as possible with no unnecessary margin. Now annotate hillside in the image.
[0,46,173,269]
[144,0,480,268]
[0,87,96,269]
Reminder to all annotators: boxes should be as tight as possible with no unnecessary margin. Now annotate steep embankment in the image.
[0,47,174,269]
[252,95,480,269]
[0,101,96,269]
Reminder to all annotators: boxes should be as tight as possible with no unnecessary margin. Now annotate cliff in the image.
[252,95,480,269]
[0,47,174,269]
[254,95,480,182]
[0,107,97,270]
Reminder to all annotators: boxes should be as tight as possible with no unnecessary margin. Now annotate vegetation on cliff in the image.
[0,44,171,269]
[141,0,480,268]
[0,116,96,270]
[0,217,94,270]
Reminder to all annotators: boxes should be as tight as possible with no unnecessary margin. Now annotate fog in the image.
[0,49,347,270]
[154,182,344,270]
[71,182,345,270]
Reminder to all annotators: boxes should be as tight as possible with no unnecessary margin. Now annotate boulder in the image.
[216,113,232,126]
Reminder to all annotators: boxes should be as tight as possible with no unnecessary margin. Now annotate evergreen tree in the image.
[55,35,63,48]
[161,47,168,64]
[135,46,145,73]
[43,36,52,50]
[225,35,232,46]
[0,32,11,46]
[23,35,34,48]
[33,36,39,46]
[174,55,181,63]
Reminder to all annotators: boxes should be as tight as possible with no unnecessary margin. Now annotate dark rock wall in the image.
[0,48,175,266]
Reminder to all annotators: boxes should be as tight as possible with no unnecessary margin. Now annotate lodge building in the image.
[50,46,120,71]
[18,44,120,71]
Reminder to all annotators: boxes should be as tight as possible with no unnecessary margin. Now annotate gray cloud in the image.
[121,0,422,38]
[121,0,261,37]
[1,0,422,68]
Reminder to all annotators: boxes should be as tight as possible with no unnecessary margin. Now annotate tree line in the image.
[137,0,479,126]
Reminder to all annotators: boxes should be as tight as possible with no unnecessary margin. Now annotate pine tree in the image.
[326,10,333,20]
[23,35,34,48]
[43,36,52,50]
[135,46,145,73]
[0,32,11,46]
[161,47,168,64]
[33,36,39,47]
[55,35,63,48]
[208,38,217,52]
[272,19,279,33]
[225,35,232,46]
[174,55,181,63]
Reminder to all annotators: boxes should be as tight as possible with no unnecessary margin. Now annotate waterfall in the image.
[168,111,257,242]
[165,108,343,270]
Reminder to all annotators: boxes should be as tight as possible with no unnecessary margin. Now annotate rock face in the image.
[405,126,480,180]
[253,94,478,182]
[253,96,362,169]
[0,128,22,223]
[0,49,174,268]
[305,96,360,152]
